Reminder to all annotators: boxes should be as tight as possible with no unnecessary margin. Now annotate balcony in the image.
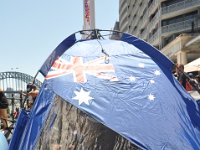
[149,0,160,15]
[137,2,147,19]
[148,11,160,33]
[140,27,148,39]
[131,1,140,17]
[140,0,160,30]
[148,28,161,45]
[131,15,140,30]
[162,0,200,15]
[119,0,126,7]
[140,10,149,29]
[119,3,128,18]
[162,18,199,36]
[120,21,128,33]
[120,14,127,27]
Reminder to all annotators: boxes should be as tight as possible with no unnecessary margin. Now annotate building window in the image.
[133,26,137,31]
[148,0,153,7]
[140,28,144,34]
[161,0,184,7]
[139,1,142,7]
[128,25,131,30]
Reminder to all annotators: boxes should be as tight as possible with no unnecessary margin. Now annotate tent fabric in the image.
[34,96,138,150]
[120,33,174,71]
[9,31,200,149]
[39,33,76,76]
[8,109,30,150]
[9,82,57,150]
[184,58,200,72]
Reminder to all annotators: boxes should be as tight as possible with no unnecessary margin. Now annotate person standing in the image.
[176,64,194,91]
[27,84,39,109]
[176,64,187,89]
[0,89,8,130]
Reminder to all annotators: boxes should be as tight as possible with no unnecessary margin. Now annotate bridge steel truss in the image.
[0,71,43,91]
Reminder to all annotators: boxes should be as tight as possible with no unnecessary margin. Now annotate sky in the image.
[0,1,119,81]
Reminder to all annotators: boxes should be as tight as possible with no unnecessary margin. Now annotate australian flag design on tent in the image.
[9,31,200,150]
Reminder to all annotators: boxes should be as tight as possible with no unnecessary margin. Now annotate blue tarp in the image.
[8,109,30,149]
[9,31,200,150]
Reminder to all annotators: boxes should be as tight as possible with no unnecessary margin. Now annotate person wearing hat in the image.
[0,88,8,130]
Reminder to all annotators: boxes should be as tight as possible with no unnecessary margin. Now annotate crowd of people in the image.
[175,63,200,93]
[0,83,39,131]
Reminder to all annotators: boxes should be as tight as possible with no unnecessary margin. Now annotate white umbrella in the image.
[184,58,200,72]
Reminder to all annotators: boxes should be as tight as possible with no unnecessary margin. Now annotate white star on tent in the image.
[148,93,156,101]
[154,70,161,76]
[150,79,155,84]
[72,88,94,105]
[138,63,145,68]
[129,76,136,82]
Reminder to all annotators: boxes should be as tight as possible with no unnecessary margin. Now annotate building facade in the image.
[119,0,200,64]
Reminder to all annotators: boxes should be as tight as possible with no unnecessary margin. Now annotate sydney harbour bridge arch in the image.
[0,71,43,124]
[0,71,43,91]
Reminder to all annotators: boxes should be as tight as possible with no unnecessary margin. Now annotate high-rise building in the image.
[119,0,200,64]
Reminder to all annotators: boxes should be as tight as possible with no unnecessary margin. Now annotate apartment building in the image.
[119,0,200,64]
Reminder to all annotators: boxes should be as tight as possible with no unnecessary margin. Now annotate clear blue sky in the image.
[0,0,119,81]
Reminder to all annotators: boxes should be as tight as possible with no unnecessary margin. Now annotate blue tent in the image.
[9,30,200,150]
